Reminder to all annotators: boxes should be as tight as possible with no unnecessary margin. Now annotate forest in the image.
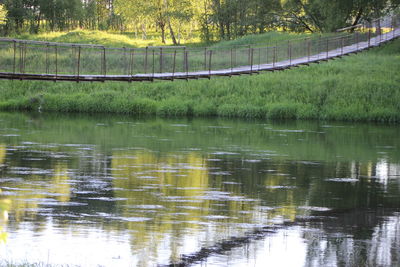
[0,0,399,44]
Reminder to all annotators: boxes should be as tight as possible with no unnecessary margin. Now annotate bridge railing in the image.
[0,14,399,80]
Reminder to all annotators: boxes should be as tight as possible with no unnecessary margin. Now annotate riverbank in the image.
[0,37,399,122]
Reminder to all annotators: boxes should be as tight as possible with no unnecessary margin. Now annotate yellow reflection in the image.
[112,151,212,261]
[0,144,6,165]
[0,189,10,243]
[111,150,262,262]
[50,163,71,203]
[264,170,298,222]
[1,163,72,222]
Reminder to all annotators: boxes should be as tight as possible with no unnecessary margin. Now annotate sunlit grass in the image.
[11,29,323,49]
[13,29,202,48]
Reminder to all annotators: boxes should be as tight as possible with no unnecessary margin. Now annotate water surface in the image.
[0,112,399,266]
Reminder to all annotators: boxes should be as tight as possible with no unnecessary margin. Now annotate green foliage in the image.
[281,0,393,33]
[0,4,7,25]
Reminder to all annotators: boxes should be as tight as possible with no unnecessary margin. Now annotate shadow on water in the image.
[163,207,400,266]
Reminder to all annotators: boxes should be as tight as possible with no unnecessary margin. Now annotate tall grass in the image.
[0,33,399,122]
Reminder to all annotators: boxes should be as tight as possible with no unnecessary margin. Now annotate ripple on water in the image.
[222,181,242,185]
[22,158,46,161]
[43,201,88,207]
[209,171,232,176]
[202,215,232,220]
[8,167,53,176]
[326,178,359,183]
[170,124,189,127]
[195,191,256,202]
[136,176,158,179]
[265,186,297,189]
[114,216,152,222]
[211,151,240,156]
[244,159,262,163]
[129,205,165,209]
[0,177,24,183]
[84,197,128,201]
[298,206,331,212]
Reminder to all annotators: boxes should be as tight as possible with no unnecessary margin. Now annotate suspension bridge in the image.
[0,16,399,83]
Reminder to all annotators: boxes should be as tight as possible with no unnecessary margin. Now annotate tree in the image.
[281,0,394,33]
[0,4,7,24]
[208,0,281,40]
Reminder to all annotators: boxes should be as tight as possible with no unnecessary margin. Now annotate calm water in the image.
[0,112,399,267]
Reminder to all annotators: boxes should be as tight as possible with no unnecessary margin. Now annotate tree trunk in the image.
[142,23,147,39]
[168,20,178,45]
[160,22,166,43]
[352,8,364,27]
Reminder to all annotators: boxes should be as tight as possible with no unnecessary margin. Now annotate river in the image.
[0,112,399,266]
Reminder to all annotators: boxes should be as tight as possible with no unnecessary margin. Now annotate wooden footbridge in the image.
[0,16,399,82]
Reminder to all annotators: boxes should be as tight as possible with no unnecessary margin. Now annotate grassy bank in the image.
[0,33,399,122]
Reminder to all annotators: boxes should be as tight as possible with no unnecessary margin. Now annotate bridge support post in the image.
[152,49,155,79]
[208,50,213,78]
[317,36,321,60]
[129,49,134,81]
[204,48,207,71]
[160,47,163,73]
[19,42,23,74]
[183,47,187,74]
[368,29,371,47]
[144,47,148,74]
[341,37,344,56]
[250,48,254,74]
[77,46,81,83]
[55,45,58,79]
[393,17,395,39]
[21,43,26,74]
[102,47,107,77]
[13,40,16,75]
[230,48,233,75]
[172,50,177,80]
[185,51,189,79]
[326,39,329,59]
[46,43,50,74]
[356,32,359,50]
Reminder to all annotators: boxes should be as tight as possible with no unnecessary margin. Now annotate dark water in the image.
[0,112,399,267]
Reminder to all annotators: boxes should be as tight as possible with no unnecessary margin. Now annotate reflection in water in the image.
[303,211,400,267]
[0,189,8,244]
[0,112,399,266]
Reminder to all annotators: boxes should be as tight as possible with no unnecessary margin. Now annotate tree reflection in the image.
[303,211,400,267]
[0,188,9,243]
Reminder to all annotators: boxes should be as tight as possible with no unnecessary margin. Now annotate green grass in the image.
[0,31,399,122]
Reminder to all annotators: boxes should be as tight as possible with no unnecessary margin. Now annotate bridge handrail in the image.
[0,14,398,82]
